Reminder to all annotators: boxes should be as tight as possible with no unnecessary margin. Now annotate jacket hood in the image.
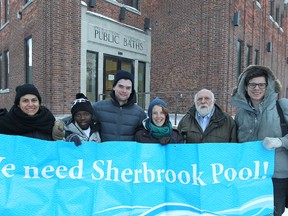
[231,65,281,108]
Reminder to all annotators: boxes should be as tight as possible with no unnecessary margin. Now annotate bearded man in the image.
[177,89,237,143]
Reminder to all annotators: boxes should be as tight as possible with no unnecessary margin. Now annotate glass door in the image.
[86,51,98,101]
[103,55,133,99]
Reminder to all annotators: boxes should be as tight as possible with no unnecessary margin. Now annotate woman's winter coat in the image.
[231,65,288,178]
[135,118,184,144]
[0,105,55,141]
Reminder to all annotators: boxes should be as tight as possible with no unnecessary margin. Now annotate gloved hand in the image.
[52,120,65,140]
[263,137,283,150]
[66,134,82,146]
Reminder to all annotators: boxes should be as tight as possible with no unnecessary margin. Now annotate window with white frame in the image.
[25,37,33,84]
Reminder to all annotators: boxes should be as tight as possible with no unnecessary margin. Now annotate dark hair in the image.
[244,68,268,87]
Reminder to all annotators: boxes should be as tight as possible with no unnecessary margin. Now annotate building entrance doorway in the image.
[103,55,134,99]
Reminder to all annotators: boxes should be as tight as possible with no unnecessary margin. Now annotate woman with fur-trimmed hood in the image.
[231,65,288,216]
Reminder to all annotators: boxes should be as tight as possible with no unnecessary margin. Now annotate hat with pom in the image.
[14,84,42,105]
[113,70,134,87]
[148,98,168,119]
[71,93,93,117]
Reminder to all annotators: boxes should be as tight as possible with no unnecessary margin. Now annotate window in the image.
[236,40,243,76]
[0,0,2,27]
[103,54,133,100]
[0,54,2,89]
[254,49,259,65]
[246,45,252,67]
[4,0,9,23]
[270,0,274,18]
[124,0,138,9]
[25,37,33,83]
[255,0,261,8]
[137,62,145,108]
[4,50,9,89]
[280,14,283,27]
[275,7,279,23]
[86,51,98,102]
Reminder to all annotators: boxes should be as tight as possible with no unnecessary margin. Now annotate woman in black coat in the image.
[0,84,55,140]
[134,98,183,145]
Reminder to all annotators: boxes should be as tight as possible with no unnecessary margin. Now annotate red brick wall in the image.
[1,0,287,116]
[0,0,81,115]
[139,0,288,114]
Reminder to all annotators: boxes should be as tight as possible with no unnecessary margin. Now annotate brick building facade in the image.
[144,0,288,114]
[0,0,287,116]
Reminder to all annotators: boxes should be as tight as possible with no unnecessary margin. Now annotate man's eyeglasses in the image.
[247,83,267,89]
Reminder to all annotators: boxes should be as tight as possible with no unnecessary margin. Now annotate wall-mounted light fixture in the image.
[119,7,126,21]
[89,0,96,8]
[267,42,272,52]
[144,18,150,30]
[233,11,240,26]
[17,11,22,20]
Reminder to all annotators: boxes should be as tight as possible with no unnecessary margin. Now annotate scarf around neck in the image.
[0,105,55,136]
[145,119,172,139]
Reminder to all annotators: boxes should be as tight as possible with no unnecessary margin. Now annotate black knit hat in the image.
[14,84,42,105]
[71,93,93,118]
[113,70,134,87]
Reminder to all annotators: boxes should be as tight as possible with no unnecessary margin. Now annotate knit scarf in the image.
[0,105,55,135]
[145,119,172,139]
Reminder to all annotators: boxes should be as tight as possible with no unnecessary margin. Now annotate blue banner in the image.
[0,134,274,215]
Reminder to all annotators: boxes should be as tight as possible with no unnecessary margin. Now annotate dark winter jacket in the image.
[92,90,146,141]
[177,104,237,143]
[231,65,288,178]
[135,118,184,145]
[135,127,184,144]
[0,105,55,141]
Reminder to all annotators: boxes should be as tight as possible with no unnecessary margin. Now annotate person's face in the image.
[245,76,267,104]
[151,105,166,127]
[18,94,40,116]
[113,79,132,105]
[74,111,92,130]
[195,90,214,116]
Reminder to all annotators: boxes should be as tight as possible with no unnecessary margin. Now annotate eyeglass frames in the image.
[247,83,267,89]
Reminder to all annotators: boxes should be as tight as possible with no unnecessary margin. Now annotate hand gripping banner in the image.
[0,134,274,215]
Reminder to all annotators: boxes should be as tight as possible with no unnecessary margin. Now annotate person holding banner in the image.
[53,70,146,142]
[134,98,183,144]
[0,84,55,140]
[231,65,288,216]
[177,88,237,143]
[63,93,101,146]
